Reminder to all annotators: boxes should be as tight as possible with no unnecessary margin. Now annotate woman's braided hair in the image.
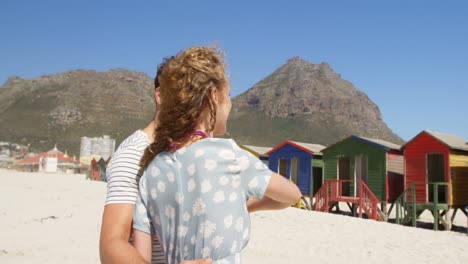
[140,46,227,169]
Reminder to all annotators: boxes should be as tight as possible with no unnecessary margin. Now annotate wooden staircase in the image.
[314,179,385,221]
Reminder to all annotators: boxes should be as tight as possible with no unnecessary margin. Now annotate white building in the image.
[80,135,116,165]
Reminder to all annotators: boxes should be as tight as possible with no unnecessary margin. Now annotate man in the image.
[99,58,211,264]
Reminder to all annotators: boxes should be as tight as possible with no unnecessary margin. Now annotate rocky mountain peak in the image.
[229,58,402,145]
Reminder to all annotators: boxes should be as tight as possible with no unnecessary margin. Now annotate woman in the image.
[133,46,301,264]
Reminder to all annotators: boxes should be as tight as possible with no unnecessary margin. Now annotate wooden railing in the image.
[358,180,380,220]
[314,180,329,212]
[394,182,450,230]
[394,183,416,226]
[314,179,381,221]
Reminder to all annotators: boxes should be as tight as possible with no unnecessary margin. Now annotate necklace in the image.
[169,130,211,151]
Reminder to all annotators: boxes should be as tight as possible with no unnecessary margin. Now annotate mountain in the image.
[0,69,156,156]
[0,59,403,156]
[227,57,403,147]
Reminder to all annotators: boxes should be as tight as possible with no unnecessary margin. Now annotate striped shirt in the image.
[105,130,165,264]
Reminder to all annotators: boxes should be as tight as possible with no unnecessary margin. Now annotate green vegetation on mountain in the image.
[0,58,403,156]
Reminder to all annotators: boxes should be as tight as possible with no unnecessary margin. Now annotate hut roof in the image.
[322,135,401,152]
[424,130,468,151]
[267,140,326,155]
[401,130,468,152]
[289,141,326,154]
[242,145,272,156]
[358,136,402,150]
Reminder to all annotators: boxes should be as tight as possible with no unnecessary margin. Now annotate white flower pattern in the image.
[219,149,235,160]
[157,181,166,192]
[192,198,206,216]
[178,225,188,237]
[231,175,241,189]
[248,178,258,189]
[167,171,175,182]
[229,192,238,202]
[183,212,191,221]
[187,178,196,192]
[195,149,205,157]
[204,159,217,171]
[224,214,233,229]
[151,166,160,177]
[165,205,175,219]
[238,156,250,171]
[219,176,229,186]
[213,190,225,203]
[201,179,212,193]
[230,241,237,253]
[187,163,196,176]
[235,217,244,232]
[133,139,272,264]
[200,220,217,238]
[255,161,265,170]
[175,192,184,204]
[211,235,224,249]
[150,188,157,199]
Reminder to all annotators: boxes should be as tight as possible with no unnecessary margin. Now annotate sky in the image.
[1,0,468,141]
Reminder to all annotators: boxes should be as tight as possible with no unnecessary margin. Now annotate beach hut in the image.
[399,130,468,230]
[266,140,325,202]
[316,135,403,220]
[240,145,272,165]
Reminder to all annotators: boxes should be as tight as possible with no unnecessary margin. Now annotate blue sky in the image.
[1,0,467,141]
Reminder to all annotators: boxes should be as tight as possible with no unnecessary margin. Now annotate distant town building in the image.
[0,141,28,168]
[15,145,80,173]
[80,135,116,165]
[0,145,10,167]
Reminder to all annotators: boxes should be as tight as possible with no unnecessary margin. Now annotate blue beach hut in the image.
[266,140,326,197]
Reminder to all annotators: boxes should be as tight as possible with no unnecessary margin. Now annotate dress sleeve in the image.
[132,173,153,235]
[230,140,272,199]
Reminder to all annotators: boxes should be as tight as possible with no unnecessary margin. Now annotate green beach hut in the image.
[316,135,403,221]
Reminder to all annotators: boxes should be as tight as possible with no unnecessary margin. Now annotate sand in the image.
[0,169,467,264]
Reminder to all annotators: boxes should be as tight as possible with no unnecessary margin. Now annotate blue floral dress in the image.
[133,138,272,264]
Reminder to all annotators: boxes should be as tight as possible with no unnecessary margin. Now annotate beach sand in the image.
[0,169,467,264]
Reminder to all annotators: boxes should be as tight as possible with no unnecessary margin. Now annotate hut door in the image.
[355,156,368,195]
[312,167,323,195]
[427,154,446,203]
[290,158,300,185]
[278,158,288,179]
[338,157,351,196]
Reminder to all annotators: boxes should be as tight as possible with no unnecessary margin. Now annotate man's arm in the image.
[100,204,149,264]
[133,229,153,263]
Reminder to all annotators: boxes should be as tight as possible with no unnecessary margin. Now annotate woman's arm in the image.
[249,172,301,212]
[247,196,291,213]
[132,229,153,263]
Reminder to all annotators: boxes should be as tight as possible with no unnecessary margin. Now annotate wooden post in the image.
[433,183,439,231]
[359,181,363,218]
[396,200,400,224]
[445,208,452,231]
[411,183,417,227]
[381,203,388,221]
[325,182,329,213]
[451,208,459,223]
